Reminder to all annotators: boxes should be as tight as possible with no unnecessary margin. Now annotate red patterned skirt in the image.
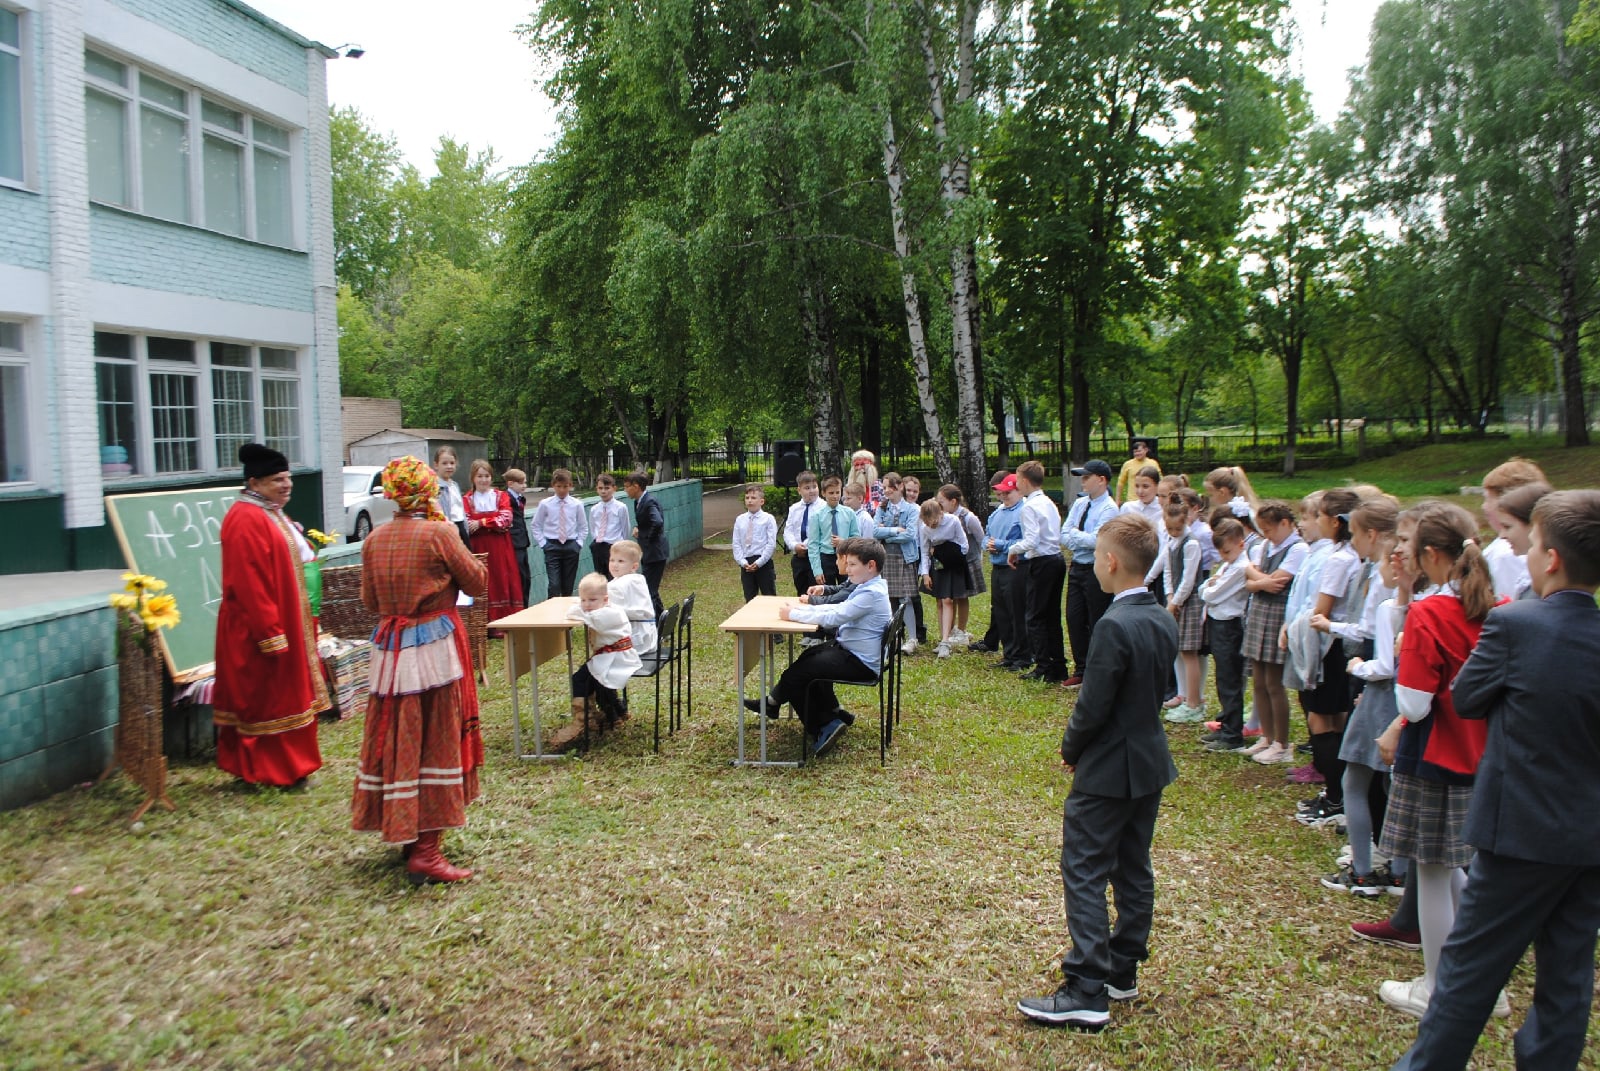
[350,609,484,843]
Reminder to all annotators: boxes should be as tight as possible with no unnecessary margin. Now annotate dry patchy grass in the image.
[3,544,1598,1070]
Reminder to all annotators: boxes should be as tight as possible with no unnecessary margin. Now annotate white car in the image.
[342,466,398,541]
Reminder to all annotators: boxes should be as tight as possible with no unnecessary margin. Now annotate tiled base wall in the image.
[0,600,120,810]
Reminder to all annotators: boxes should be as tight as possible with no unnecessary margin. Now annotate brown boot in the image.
[545,697,593,753]
[405,830,473,884]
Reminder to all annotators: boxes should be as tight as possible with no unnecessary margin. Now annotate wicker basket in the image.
[98,618,175,824]
[318,553,489,683]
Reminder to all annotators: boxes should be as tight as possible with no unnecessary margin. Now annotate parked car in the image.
[342,466,398,541]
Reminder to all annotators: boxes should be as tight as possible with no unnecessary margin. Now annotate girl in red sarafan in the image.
[212,443,329,788]
[351,456,489,884]
[463,458,523,624]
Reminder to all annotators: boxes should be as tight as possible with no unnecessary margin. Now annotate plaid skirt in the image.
[966,547,987,595]
[1243,591,1288,665]
[881,550,918,599]
[1379,772,1475,868]
[1340,677,1395,771]
[1175,596,1206,652]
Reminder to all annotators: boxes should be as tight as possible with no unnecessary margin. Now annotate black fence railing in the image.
[493,422,1510,487]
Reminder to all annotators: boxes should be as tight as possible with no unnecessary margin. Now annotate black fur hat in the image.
[239,443,289,481]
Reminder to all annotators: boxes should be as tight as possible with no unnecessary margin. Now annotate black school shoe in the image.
[1017,978,1110,1030]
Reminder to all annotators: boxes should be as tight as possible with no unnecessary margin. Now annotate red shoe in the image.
[1060,675,1084,689]
[405,831,474,884]
[1351,919,1421,951]
[1204,720,1223,732]
[1287,764,1325,784]
[1243,727,1263,738]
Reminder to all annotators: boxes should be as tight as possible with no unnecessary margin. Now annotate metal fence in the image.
[496,419,1519,487]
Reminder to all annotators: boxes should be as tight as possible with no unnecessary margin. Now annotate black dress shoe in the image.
[968,640,994,653]
[742,696,782,719]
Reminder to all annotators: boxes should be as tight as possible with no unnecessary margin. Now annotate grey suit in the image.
[1057,590,1179,988]
[1393,590,1600,1071]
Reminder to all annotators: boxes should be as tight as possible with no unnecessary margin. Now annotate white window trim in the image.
[0,2,34,191]
[0,315,39,488]
[84,44,303,248]
[94,330,305,480]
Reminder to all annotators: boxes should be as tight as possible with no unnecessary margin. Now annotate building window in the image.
[0,320,29,483]
[83,47,299,245]
[94,332,304,478]
[0,7,23,184]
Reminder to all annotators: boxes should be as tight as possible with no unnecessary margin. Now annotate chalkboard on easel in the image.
[104,486,239,681]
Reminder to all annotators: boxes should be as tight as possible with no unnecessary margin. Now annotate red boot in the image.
[405,830,473,884]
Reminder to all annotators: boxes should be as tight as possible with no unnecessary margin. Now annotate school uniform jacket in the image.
[1451,591,1600,866]
[1060,590,1180,799]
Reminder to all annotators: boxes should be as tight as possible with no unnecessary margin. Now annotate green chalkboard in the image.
[105,486,241,681]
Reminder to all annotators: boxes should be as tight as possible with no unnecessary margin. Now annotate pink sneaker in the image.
[1243,727,1262,738]
[1204,720,1222,732]
[1287,764,1325,784]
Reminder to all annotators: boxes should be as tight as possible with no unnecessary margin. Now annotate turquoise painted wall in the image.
[109,0,310,93]
[89,207,313,309]
[0,599,119,810]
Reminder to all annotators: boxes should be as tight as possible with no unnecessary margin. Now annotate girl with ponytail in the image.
[1373,501,1505,1021]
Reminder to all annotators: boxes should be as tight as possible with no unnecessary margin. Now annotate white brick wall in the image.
[41,0,104,529]
[305,49,342,534]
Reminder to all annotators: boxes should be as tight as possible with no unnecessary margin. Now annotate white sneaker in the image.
[935,641,951,659]
[1252,742,1289,765]
[1493,989,1511,1018]
[901,638,918,656]
[1379,975,1431,1019]
[948,629,971,647]
[1243,737,1273,756]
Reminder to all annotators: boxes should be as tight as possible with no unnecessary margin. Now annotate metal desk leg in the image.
[508,637,524,759]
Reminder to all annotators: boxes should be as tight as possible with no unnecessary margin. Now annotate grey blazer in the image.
[1060,591,1180,799]
[1452,590,1600,866]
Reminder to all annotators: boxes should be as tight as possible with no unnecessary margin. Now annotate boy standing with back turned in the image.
[1018,513,1179,1031]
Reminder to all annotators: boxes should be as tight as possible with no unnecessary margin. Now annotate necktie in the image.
[801,501,811,540]
[1077,498,1089,531]
[831,507,839,537]
[558,500,568,541]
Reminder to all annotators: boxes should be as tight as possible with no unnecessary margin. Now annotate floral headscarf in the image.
[382,456,447,522]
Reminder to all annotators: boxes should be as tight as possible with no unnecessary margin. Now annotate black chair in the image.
[673,592,696,733]
[801,601,909,765]
[631,602,680,752]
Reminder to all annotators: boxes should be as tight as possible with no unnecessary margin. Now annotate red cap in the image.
[992,474,1019,492]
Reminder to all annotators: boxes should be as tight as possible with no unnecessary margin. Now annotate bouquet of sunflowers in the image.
[109,573,181,634]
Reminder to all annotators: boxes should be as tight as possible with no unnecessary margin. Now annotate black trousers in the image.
[1209,617,1247,738]
[770,641,876,733]
[790,551,812,597]
[982,562,1015,654]
[1060,788,1164,988]
[590,541,614,580]
[1005,559,1032,664]
[543,544,580,597]
[512,542,532,606]
[641,558,666,617]
[816,553,841,587]
[740,560,776,601]
[1066,561,1112,676]
[1024,555,1066,678]
[1392,849,1600,1071]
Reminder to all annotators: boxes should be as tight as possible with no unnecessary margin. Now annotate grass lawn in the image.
[6,446,1600,1070]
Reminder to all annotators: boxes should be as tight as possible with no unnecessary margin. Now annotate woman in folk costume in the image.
[351,457,489,885]
[462,458,523,625]
[213,443,329,787]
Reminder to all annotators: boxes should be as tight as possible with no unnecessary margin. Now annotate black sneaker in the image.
[1321,863,1382,897]
[1296,792,1327,814]
[1106,972,1138,1001]
[968,640,995,653]
[1297,796,1345,828]
[1203,736,1247,753]
[1016,979,1110,1029]
[1200,729,1229,743]
[1296,741,1313,755]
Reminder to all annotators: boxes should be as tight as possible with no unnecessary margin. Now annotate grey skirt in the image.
[1379,772,1475,868]
[1174,595,1206,652]
[881,549,918,599]
[1243,592,1288,665]
[1340,677,1396,771]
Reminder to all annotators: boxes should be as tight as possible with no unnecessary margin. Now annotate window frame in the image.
[82,44,301,247]
[0,3,33,190]
[92,331,306,480]
[0,316,35,486]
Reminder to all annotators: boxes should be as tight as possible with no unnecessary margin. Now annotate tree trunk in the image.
[992,383,1009,467]
[798,271,844,478]
[862,325,883,459]
[674,406,690,478]
[1012,386,1035,454]
[1281,346,1300,478]
[878,107,954,482]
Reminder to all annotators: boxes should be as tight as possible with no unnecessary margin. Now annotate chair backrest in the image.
[655,603,681,651]
[879,600,909,663]
[676,592,695,645]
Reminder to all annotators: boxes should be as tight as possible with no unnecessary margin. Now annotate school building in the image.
[0,0,340,575]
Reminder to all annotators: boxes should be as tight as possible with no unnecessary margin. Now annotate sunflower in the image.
[140,594,181,632]
[109,592,138,612]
